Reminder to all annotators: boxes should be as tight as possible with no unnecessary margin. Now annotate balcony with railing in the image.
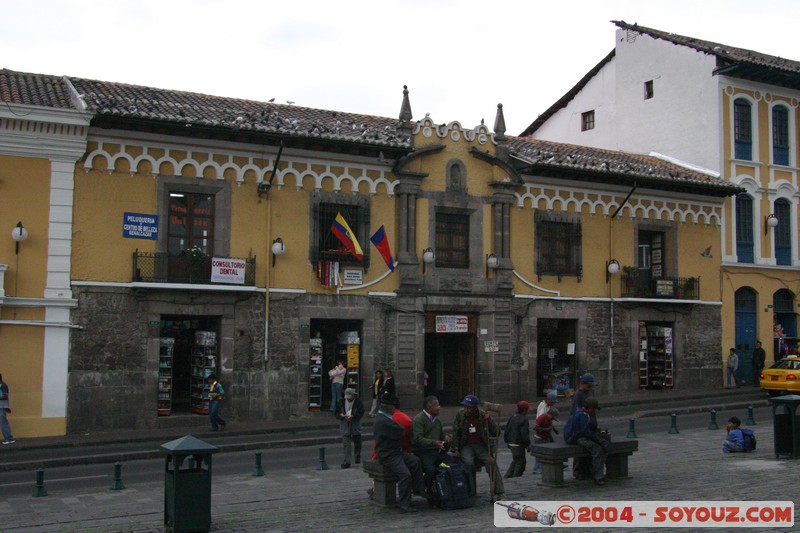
[132,251,256,286]
[620,269,699,299]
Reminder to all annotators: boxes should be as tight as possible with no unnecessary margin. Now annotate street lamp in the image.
[11,221,28,255]
[422,247,435,274]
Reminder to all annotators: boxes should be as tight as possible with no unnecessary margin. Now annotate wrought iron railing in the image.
[132,251,256,286]
[620,271,699,299]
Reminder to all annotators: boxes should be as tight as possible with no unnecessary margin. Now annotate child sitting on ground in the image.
[722,416,744,454]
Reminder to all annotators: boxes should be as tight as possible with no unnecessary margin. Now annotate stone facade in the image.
[69,285,265,432]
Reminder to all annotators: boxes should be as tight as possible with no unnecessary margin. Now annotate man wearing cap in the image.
[536,391,559,419]
[374,391,425,513]
[451,394,505,500]
[570,373,595,416]
[335,387,364,468]
[563,397,608,485]
[570,373,595,480]
[503,400,531,478]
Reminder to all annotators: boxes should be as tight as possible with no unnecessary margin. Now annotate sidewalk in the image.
[1,395,795,533]
[0,387,769,473]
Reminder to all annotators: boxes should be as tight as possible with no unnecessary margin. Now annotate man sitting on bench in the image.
[563,397,609,485]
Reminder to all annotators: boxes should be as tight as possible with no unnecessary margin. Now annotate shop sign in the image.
[655,279,674,297]
[343,269,363,285]
[210,257,246,284]
[484,340,499,352]
[347,345,360,368]
[122,212,159,240]
[435,315,468,333]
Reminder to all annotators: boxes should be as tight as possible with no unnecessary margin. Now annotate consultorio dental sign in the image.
[210,257,246,284]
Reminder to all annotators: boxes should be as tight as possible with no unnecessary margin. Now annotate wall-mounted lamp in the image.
[765,213,779,235]
[606,259,620,283]
[11,221,28,255]
[422,247,435,274]
[486,253,499,277]
[271,238,286,266]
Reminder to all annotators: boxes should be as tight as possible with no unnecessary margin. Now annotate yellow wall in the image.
[0,153,63,436]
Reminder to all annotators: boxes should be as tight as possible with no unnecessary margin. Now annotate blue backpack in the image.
[741,429,756,452]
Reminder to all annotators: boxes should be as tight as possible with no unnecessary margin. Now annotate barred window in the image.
[435,212,469,268]
[313,201,370,268]
[536,214,582,277]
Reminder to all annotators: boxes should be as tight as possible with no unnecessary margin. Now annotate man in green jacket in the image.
[451,394,504,500]
[411,395,451,501]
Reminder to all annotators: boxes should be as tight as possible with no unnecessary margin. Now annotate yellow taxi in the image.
[761,356,800,396]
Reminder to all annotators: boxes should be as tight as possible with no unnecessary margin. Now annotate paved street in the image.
[1,414,796,533]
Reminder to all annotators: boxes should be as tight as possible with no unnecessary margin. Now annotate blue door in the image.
[735,288,757,384]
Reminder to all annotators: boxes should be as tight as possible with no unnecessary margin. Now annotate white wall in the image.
[532,57,618,150]
[532,29,721,172]
[613,28,721,171]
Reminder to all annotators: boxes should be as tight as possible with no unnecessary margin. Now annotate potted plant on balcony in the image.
[188,246,207,264]
[186,246,209,282]
[622,266,638,292]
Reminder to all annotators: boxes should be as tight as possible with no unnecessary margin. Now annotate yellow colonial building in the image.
[1,69,738,435]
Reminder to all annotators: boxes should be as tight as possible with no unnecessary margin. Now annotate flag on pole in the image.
[370,225,395,272]
[331,212,364,260]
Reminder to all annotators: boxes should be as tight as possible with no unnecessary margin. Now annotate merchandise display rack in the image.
[158,337,174,416]
[190,330,217,414]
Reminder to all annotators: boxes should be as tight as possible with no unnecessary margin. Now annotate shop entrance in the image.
[537,319,577,398]
[309,319,362,412]
[159,315,219,414]
[424,314,477,406]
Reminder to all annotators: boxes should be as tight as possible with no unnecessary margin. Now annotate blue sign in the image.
[122,212,159,240]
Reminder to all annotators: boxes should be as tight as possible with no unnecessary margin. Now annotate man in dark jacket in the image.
[564,397,608,485]
[503,400,531,478]
[374,391,424,512]
[451,394,504,500]
[335,387,364,468]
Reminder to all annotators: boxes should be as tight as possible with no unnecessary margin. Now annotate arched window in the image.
[774,198,791,266]
[773,105,790,166]
[734,98,753,160]
[735,194,754,263]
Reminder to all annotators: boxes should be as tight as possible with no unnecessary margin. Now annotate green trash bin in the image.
[768,394,800,459]
[161,435,218,532]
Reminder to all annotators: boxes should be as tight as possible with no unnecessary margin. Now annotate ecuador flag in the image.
[331,212,364,260]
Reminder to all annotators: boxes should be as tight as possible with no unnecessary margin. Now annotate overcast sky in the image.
[3,0,798,135]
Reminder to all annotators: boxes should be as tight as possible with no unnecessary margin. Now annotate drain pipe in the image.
[607,182,637,396]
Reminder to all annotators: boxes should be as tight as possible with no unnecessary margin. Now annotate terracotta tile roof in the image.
[509,136,743,196]
[0,68,743,196]
[67,76,411,148]
[0,69,75,108]
[613,20,800,75]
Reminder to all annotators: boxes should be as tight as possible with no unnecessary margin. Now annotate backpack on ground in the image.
[434,458,473,510]
[741,429,756,452]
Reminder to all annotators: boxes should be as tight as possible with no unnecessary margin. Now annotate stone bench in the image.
[362,459,399,507]
[530,438,639,487]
